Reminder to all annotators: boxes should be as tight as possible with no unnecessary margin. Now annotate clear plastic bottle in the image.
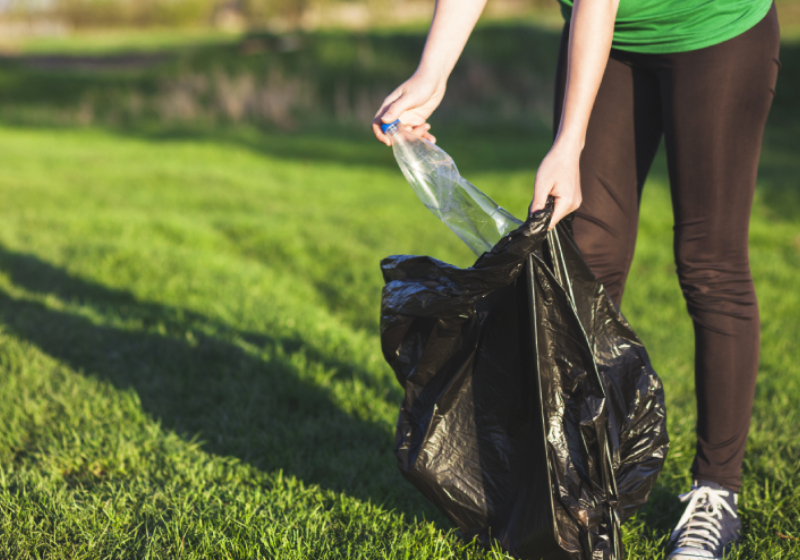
[382,119,523,256]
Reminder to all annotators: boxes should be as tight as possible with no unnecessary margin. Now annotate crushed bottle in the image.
[381,119,522,256]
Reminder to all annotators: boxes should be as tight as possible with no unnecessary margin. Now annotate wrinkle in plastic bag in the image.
[380,207,669,560]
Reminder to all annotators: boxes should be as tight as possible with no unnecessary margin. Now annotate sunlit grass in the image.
[0,27,243,56]
[1,9,800,557]
[0,121,797,559]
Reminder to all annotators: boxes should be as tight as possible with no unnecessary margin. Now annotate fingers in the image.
[528,147,582,228]
[372,89,406,145]
[372,73,444,145]
[410,123,434,143]
[547,190,582,230]
[373,75,440,145]
[548,196,571,230]
[372,120,392,146]
[529,175,582,230]
[372,119,434,147]
[379,89,414,125]
[529,175,552,215]
[380,98,405,126]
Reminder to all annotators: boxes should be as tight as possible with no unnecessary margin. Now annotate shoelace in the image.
[669,486,736,551]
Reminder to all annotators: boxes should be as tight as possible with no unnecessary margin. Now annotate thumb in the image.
[548,195,572,231]
[381,92,415,124]
[529,178,552,215]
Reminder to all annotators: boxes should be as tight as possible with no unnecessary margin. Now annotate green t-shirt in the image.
[557,0,773,53]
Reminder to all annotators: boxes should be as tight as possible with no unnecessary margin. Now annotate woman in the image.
[372,0,780,558]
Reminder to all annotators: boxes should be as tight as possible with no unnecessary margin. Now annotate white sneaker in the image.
[667,481,741,560]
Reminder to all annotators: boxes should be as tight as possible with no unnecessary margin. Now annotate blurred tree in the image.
[49,0,215,27]
[2,0,571,29]
[239,0,316,28]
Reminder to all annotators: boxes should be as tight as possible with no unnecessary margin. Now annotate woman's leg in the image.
[553,29,663,306]
[659,4,780,492]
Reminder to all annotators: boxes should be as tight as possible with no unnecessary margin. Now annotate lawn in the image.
[0,23,799,560]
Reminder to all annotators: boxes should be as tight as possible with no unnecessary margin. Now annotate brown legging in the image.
[554,4,781,492]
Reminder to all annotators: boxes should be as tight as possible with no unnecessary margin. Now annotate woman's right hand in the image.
[372,71,446,146]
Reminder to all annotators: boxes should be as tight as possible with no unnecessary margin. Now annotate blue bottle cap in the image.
[380,119,401,135]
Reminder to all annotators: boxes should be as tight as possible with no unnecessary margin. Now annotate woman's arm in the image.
[372,0,488,146]
[529,0,620,229]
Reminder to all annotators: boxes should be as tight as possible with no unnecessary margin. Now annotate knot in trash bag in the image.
[379,207,669,560]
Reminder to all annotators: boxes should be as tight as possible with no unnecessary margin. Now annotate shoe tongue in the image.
[694,480,738,511]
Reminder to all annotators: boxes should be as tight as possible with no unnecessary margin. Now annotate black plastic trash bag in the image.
[380,207,669,560]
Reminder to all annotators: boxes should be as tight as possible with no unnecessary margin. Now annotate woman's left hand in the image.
[529,143,583,230]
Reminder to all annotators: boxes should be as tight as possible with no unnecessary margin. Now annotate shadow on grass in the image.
[0,243,695,550]
[0,245,440,523]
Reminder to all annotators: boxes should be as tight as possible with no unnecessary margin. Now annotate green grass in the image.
[0,119,798,559]
[0,19,800,560]
[0,27,244,56]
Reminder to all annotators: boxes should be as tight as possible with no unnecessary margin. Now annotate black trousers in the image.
[554,4,780,491]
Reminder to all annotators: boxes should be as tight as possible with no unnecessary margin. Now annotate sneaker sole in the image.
[667,551,718,560]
